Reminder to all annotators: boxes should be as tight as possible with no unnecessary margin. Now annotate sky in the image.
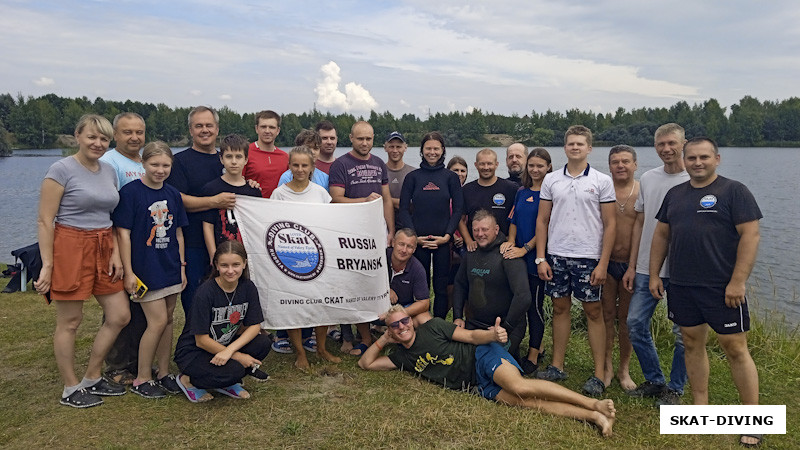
[1,0,798,117]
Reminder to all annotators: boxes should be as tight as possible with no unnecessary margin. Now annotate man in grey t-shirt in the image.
[621,123,689,406]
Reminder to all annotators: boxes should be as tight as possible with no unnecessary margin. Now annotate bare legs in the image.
[601,276,635,390]
[493,361,616,437]
[681,325,759,405]
[137,294,178,381]
[289,326,342,370]
[54,291,130,387]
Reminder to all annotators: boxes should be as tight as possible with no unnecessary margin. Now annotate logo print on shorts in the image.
[266,221,325,281]
[492,193,506,206]
[699,194,717,209]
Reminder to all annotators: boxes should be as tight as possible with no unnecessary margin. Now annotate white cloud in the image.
[465,105,475,113]
[219,94,232,100]
[314,61,377,112]
[33,76,54,86]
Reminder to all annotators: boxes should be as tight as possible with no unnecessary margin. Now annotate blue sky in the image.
[1,0,798,117]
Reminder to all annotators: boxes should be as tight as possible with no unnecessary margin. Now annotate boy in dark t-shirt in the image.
[202,135,262,262]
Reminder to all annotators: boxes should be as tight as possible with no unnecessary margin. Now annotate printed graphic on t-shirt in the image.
[210,303,249,345]
[147,200,174,249]
[415,352,455,373]
[219,209,243,242]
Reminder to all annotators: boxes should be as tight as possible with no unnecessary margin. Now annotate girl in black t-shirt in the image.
[174,241,270,402]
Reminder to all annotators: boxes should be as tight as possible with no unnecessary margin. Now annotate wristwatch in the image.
[534,257,546,265]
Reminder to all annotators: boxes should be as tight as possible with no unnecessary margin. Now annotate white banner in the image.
[234,195,390,329]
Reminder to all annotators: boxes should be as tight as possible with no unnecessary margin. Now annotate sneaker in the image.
[86,378,126,396]
[131,380,167,399]
[655,388,682,407]
[60,388,103,408]
[519,358,538,376]
[536,365,568,381]
[249,367,270,382]
[157,374,181,394]
[627,380,666,398]
[302,337,317,353]
[271,338,293,354]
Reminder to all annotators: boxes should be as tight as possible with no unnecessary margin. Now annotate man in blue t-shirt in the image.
[649,137,762,448]
[102,112,148,385]
[383,229,431,324]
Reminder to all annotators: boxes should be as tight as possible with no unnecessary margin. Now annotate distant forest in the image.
[1,92,799,154]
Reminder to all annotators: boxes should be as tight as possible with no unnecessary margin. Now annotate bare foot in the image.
[237,388,251,399]
[617,370,637,392]
[180,374,214,402]
[340,341,353,353]
[603,359,614,388]
[318,350,342,363]
[593,399,616,419]
[592,411,615,437]
[295,357,310,371]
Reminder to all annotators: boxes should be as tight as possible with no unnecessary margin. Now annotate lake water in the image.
[2,145,798,326]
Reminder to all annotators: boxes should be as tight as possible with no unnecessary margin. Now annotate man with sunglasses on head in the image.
[358,305,617,438]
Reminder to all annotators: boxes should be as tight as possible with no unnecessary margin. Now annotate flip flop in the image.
[176,373,212,403]
[349,342,369,356]
[214,383,249,399]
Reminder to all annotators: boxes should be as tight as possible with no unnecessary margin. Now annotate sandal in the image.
[176,373,212,403]
[349,342,369,356]
[215,383,249,399]
[104,369,135,385]
[327,328,342,343]
[582,376,606,397]
[302,337,317,353]
[740,434,763,448]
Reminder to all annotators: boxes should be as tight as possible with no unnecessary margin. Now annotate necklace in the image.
[223,287,237,306]
[616,182,635,213]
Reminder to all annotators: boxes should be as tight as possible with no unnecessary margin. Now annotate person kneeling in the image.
[173,241,270,402]
[358,305,616,437]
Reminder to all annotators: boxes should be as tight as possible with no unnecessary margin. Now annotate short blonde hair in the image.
[75,114,113,140]
[385,304,407,319]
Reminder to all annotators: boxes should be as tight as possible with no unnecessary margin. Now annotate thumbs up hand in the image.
[492,317,508,344]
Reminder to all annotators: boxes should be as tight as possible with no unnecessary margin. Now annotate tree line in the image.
[1,92,799,154]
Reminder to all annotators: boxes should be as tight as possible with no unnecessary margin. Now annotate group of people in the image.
[35,108,763,445]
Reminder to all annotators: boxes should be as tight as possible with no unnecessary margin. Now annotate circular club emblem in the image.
[699,194,717,209]
[492,193,506,206]
[266,221,324,281]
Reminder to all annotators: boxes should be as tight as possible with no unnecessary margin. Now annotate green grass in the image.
[0,272,797,449]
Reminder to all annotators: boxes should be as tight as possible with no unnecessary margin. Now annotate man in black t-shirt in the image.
[649,138,762,447]
[358,305,617,437]
[459,148,519,249]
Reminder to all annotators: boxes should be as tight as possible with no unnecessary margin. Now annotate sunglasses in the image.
[389,316,412,329]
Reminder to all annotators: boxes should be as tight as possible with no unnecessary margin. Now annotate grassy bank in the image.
[0,273,797,449]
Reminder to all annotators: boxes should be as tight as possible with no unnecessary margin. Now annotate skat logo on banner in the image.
[266,221,325,281]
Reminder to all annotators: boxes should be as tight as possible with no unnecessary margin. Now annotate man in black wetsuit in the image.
[452,210,531,362]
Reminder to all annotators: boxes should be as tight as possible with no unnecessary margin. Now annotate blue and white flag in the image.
[234,195,390,329]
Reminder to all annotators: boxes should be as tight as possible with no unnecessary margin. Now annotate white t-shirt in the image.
[270,182,332,204]
[634,165,690,277]
[540,164,615,259]
[99,148,145,188]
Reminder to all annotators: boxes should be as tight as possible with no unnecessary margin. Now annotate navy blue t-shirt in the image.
[386,247,430,306]
[113,180,189,291]
[462,178,519,237]
[656,176,762,287]
[165,148,224,249]
[509,187,540,274]
[201,177,262,246]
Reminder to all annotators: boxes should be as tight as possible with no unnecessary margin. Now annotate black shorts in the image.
[607,261,628,281]
[667,284,750,334]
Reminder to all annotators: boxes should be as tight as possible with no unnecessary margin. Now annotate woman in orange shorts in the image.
[35,114,131,408]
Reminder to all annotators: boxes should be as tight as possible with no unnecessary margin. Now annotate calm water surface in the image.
[1,146,797,325]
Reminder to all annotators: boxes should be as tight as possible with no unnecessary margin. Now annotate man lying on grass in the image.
[358,305,616,437]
